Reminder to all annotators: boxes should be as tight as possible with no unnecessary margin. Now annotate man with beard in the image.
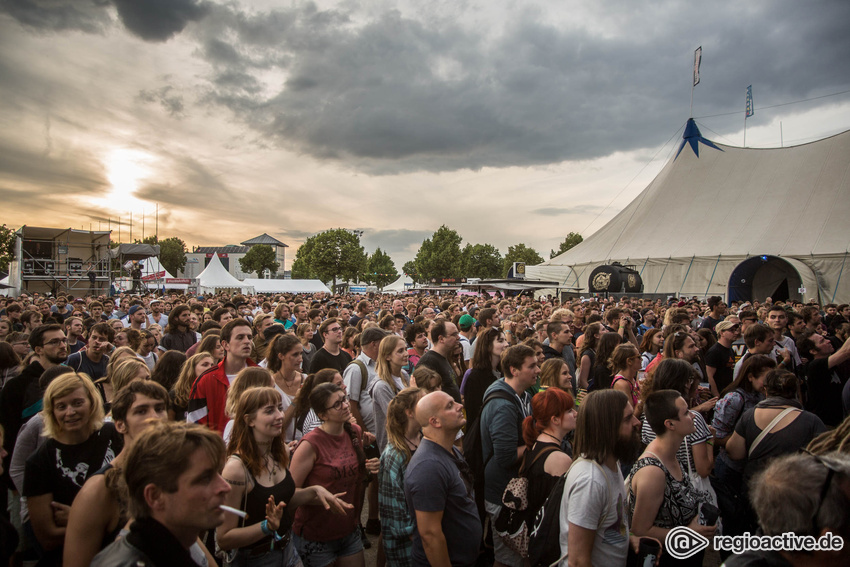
[0,324,69,475]
[146,299,167,327]
[558,389,642,566]
[160,305,197,353]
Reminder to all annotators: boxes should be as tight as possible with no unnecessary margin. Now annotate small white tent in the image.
[241,279,332,294]
[383,274,414,294]
[197,253,254,294]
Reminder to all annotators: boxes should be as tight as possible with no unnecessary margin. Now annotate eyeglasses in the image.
[327,327,342,333]
[325,397,349,412]
[43,338,66,347]
[804,451,845,535]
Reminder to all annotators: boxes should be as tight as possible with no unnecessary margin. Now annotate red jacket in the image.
[187,356,258,434]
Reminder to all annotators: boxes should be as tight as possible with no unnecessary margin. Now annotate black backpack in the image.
[462,389,519,486]
[527,458,610,567]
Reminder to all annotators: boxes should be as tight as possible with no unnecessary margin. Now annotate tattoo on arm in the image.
[224,478,246,486]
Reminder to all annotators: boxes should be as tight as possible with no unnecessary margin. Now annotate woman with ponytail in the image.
[521,388,577,517]
[377,388,423,567]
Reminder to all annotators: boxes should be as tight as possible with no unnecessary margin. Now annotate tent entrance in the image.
[727,256,802,303]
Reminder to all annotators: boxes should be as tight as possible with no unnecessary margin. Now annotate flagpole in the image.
[744,117,747,147]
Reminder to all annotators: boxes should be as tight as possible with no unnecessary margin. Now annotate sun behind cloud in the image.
[102,148,157,213]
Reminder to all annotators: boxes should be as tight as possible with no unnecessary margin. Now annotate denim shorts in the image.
[227,539,302,567]
[292,529,362,567]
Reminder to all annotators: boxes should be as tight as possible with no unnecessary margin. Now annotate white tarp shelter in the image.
[197,253,254,294]
[241,279,331,294]
[527,120,850,303]
[383,274,414,294]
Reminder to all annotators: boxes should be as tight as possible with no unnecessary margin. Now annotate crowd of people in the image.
[0,289,849,567]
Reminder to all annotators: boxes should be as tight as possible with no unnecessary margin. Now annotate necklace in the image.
[404,432,421,450]
[263,453,278,480]
[276,370,298,392]
[541,431,564,445]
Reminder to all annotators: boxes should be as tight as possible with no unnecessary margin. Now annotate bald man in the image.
[405,392,481,567]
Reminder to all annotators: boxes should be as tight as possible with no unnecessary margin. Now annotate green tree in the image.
[550,232,583,258]
[365,248,398,289]
[414,225,463,281]
[291,236,317,279]
[239,244,280,277]
[503,243,544,276]
[0,224,16,272]
[133,235,187,276]
[296,229,367,288]
[461,243,503,279]
[402,260,419,283]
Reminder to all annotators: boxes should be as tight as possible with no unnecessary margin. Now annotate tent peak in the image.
[676,118,723,159]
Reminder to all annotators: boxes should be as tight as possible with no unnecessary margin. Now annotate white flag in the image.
[693,46,702,86]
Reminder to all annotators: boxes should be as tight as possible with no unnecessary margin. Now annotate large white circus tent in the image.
[527,119,850,303]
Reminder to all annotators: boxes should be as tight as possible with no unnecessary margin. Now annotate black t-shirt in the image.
[309,347,352,374]
[735,407,826,483]
[700,315,722,333]
[705,342,736,393]
[804,357,848,427]
[65,351,109,381]
[416,350,461,403]
[23,422,123,506]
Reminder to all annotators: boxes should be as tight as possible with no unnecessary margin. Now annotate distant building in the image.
[185,233,288,280]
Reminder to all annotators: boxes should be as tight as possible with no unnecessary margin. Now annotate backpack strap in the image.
[748,407,800,457]
[519,444,559,477]
[346,359,370,392]
[480,389,522,467]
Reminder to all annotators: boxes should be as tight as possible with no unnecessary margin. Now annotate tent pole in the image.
[679,256,695,296]
[653,257,672,295]
[704,255,722,299]
[831,251,848,303]
[639,258,649,276]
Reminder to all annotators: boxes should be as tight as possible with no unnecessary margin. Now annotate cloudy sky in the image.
[2,0,849,271]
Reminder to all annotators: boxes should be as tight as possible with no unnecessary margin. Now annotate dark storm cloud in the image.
[112,0,208,42]
[191,0,850,174]
[1,0,111,34]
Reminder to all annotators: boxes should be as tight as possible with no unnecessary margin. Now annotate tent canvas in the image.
[241,279,331,294]
[197,253,254,294]
[140,257,188,290]
[527,120,850,303]
[383,274,414,293]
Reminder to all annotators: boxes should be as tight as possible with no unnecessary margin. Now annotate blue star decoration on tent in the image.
[675,118,723,159]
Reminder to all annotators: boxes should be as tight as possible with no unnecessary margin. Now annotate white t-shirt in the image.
[559,459,629,567]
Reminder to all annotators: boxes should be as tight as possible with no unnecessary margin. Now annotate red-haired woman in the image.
[520,388,577,516]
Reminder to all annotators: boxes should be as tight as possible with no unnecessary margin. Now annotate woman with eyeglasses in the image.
[218,387,351,567]
[290,383,380,567]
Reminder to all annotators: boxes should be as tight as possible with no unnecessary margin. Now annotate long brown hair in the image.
[573,389,629,464]
[227,387,288,478]
[470,327,505,372]
[385,387,423,466]
[172,353,214,407]
[265,333,301,374]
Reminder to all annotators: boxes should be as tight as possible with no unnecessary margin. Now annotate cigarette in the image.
[220,505,247,518]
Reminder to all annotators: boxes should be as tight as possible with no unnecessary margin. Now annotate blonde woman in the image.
[95,355,149,412]
[23,372,120,565]
[169,352,216,421]
[372,336,410,452]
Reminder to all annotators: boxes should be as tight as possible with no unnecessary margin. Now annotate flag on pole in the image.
[746,85,754,117]
[693,46,702,86]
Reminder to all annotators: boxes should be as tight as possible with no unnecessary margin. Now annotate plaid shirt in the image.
[378,445,414,567]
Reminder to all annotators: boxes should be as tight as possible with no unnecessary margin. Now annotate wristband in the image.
[261,519,272,536]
